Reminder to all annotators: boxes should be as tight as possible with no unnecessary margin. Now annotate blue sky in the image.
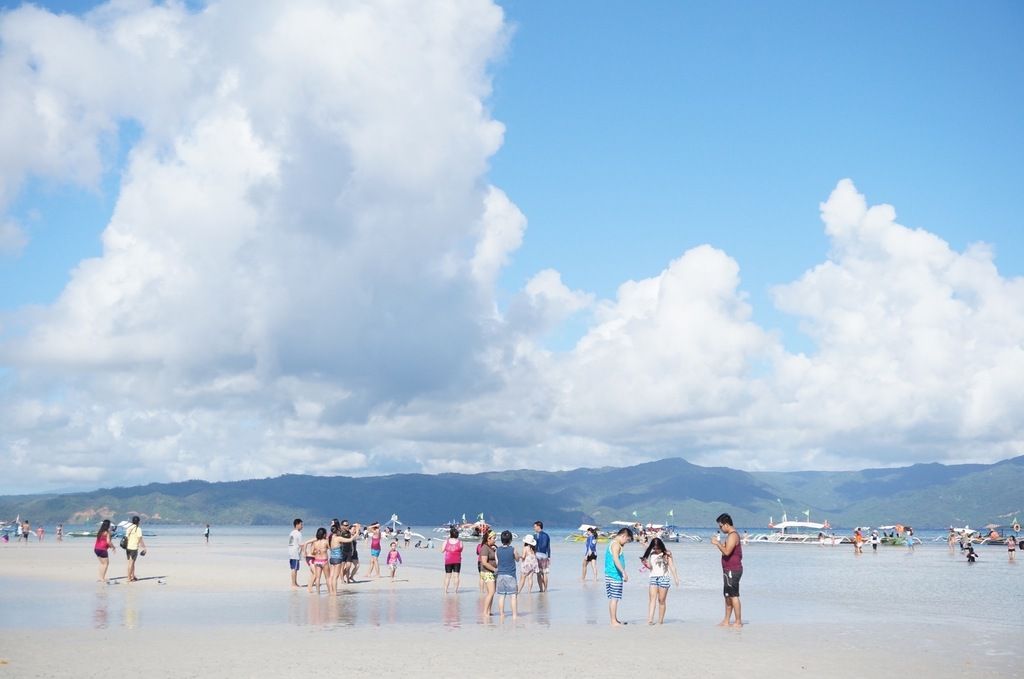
[1,1,1022,491]
[3,1,1022,353]
[489,1,1024,348]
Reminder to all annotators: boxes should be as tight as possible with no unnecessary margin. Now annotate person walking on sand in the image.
[641,537,680,624]
[495,530,521,619]
[387,541,403,578]
[125,516,147,583]
[519,535,539,593]
[605,527,633,626]
[712,513,743,627]
[479,530,498,616]
[367,523,383,578]
[533,521,551,592]
[582,527,599,581]
[94,519,116,583]
[204,524,210,544]
[288,518,304,588]
[442,527,463,594]
[56,524,63,542]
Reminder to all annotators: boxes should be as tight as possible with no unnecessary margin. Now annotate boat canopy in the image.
[772,520,829,530]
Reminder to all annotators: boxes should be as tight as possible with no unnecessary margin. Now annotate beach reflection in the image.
[93,589,109,629]
[442,595,460,628]
[123,588,139,629]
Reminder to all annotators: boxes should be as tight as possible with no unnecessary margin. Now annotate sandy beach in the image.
[1,533,1020,678]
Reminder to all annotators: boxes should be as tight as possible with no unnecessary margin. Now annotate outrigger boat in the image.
[749,517,853,545]
[434,514,516,541]
[564,524,611,543]
[644,523,703,543]
[876,525,921,546]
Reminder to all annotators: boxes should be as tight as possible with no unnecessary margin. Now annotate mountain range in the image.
[2,455,1022,529]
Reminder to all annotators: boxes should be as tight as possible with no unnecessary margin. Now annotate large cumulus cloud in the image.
[0,1,1021,493]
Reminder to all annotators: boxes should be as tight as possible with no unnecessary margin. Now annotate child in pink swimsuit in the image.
[387,542,403,579]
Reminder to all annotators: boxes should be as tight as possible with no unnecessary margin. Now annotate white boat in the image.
[644,523,703,543]
[749,519,853,545]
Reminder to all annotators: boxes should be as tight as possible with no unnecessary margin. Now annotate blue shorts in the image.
[370,549,381,558]
[289,559,300,571]
[650,575,671,589]
[605,577,623,600]
[496,574,517,595]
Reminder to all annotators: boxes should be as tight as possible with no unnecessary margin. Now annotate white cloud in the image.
[0,218,28,255]
[0,2,1022,493]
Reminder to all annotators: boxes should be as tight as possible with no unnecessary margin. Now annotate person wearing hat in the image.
[519,534,539,593]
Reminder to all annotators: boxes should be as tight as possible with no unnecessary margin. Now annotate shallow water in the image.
[3,526,1021,637]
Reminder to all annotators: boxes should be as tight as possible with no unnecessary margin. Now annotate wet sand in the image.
[0,536,1019,678]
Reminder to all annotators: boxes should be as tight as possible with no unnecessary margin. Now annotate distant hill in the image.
[2,455,1022,530]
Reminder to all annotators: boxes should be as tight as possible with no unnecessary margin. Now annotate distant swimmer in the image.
[1008,536,1017,562]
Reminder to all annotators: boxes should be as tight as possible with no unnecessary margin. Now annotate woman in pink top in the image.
[93,519,116,583]
[442,527,464,594]
[367,523,383,578]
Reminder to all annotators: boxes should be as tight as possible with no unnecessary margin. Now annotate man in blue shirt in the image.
[533,521,551,591]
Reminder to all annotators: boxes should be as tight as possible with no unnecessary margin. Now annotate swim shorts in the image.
[329,557,342,565]
[605,577,623,600]
[445,563,461,573]
[480,571,495,582]
[650,575,671,589]
[585,553,597,562]
[496,574,517,595]
[536,554,550,573]
[94,549,109,559]
[289,559,300,571]
[722,569,742,597]
[370,549,381,558]
[126,549,139,561]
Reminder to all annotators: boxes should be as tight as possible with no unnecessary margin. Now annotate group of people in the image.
[286,514,745,628]
[288,519,404,594]
[2,521,63,543]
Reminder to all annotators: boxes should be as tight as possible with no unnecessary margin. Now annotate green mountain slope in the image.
[2,455,1021,529]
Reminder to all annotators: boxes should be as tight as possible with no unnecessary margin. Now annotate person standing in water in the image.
[94,519,116,583]
[582,527,599,581]
[479,531,498,616]
[641,537,680,625]
[367,523,383,578]
[442,527,463,594]
[204,524,210,544]
[533,521,551,592]
[712,513,742,627]
[495,530,521,619]
[288,518,304,589]
[605,527,633,626]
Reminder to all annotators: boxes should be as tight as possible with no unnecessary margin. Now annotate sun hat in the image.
[523,535,537,546]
